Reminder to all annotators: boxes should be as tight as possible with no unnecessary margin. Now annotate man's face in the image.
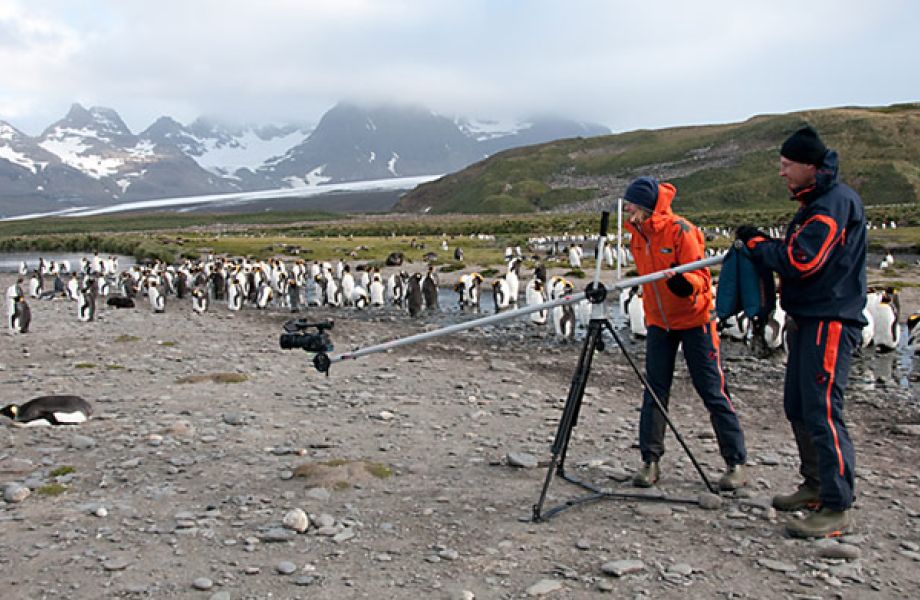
[779,156,817,193]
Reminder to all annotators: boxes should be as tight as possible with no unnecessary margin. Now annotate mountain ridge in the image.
[0,102,608,217]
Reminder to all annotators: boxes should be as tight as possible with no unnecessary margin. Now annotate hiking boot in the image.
[772,485,821,512]
[786,507,853,539]
[632,461,660,488]
[718,464,748,491]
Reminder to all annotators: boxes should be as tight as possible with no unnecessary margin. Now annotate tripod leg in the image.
[533,319,604,521]
[604,321,717,494]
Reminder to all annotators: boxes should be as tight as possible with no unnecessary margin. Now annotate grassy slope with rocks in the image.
[396,102,920,213]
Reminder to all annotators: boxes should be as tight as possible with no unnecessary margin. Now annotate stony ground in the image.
[2,271,920,600]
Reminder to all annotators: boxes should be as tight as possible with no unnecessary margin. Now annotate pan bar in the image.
[330,253,725,365]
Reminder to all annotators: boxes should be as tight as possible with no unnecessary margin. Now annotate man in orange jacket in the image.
[623,176,748,490]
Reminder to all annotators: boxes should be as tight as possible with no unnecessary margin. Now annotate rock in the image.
[282,508,309,533]
[103,557,130,571]
[209,593,231,600]
[276,561,297,575]
[314,513,336,528]
[438,549,460,561]
[333,528,355,543]
[170,420,196,438]
[4,483,30,503]
[816,541,861,560]
[306,487,331,501]
[526,579,563,596]
[222,412,245,426]
[259,528,296,543]
[697,493,722,510]
[667,563,693,577]
[757,558,797,573]
[893,424,920,436]
[507,452,539,469]
[601,559,646,577]
[635,504,671,518]
[192,577,214,590]
[95,507,108,518]
[70,435,96,450]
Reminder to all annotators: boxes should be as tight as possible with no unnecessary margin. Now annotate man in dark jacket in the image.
[737,125,866,538]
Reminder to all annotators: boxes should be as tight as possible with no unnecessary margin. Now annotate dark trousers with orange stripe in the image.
[639,323,747,466]
[784,317,858,511]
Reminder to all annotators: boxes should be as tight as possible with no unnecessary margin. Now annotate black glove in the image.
[736,225,768,244]
[666,270,694,298]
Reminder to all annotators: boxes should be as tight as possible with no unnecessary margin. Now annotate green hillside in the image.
[396,103,920,214]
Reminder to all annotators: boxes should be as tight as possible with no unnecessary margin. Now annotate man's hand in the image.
[736,225,769,244]
[665,270,694,297]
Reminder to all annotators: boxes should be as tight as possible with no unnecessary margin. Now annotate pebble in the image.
[222,412,245,425]
[95,507,108,518]
[3,483,30,503]
[259,528,296,543]
[282,508,309,533]
[192,577,214,590]
[757,558,797,573]
[276,561,297,575]
[816,540,862,560]
[507,452,539,469]
[667,563,693,577]
[526,579,563,596]
[635,504,671,518]
[333,529,355,543]
[601,559,645,577]
[314,513,336,528]
[697,493,722,510]
[102,557,130,571]
[306,487,331,501]
[438,549,460,561]
[294,576,317,586]
[70,435,96,450]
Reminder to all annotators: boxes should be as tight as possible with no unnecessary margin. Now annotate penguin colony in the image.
[7,242,917,355]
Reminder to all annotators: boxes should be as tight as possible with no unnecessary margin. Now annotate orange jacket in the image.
[624,182,713,330]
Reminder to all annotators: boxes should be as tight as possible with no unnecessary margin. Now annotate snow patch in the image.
[0,124,18,141]
[304,165,332,186]
[457,117,528,141]
[194,128,310,175]
[0,146,45,174]
[39,136,124,179]
[129,139,156,159]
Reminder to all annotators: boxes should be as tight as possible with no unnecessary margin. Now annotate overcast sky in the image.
[2,0,918,136]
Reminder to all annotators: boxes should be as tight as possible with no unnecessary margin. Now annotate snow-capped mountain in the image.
[0,101,609,217]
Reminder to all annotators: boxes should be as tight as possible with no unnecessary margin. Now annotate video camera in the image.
[279,319,334,352]
[279,319,334,374]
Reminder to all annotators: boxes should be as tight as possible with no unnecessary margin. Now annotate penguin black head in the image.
[1,404,19,420]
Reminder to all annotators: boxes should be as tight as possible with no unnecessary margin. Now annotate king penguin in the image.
[406,273,424,317]
[1,395,93,427]
[422,267,439,310]
[9,294,30,334]
[525,278,547,325]
[192,287,209,314]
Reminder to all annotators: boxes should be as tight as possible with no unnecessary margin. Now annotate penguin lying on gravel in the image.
[1,395,93,427]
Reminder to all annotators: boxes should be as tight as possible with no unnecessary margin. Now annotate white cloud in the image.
[0,0,917,135]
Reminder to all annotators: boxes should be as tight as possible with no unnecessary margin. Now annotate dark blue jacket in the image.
[746,150,867,325]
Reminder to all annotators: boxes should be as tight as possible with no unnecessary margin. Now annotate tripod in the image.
[531,215,718,522]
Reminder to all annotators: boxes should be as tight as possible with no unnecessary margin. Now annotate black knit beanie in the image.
[780,126,827,165]
[623,176,659,211]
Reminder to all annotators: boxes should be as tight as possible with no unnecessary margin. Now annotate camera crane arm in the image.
[315,253,725,374]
